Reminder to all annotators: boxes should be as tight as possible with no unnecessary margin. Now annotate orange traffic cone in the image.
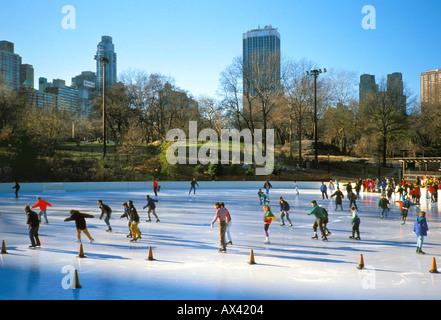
[356,254,365,270]
[78,244,86,258]
[146,246,156,261]
[1,240,8,254]
[429,257,439,273]
[71,269,82,289]
[248,249,257,265]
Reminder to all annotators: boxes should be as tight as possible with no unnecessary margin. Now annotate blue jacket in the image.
[320,184,327,192]
[413,217,429,236]
[143,198,158,209]
[279,201,290,212]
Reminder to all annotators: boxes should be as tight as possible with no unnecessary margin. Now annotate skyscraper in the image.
[95,36,117,92]
[242,25,281,96]
[0,41,22,90]
[421,68,441,106]
[359,74,377,103]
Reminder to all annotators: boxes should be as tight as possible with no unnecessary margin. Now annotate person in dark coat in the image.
[143,195,160,222]
[127,200,141,242]
[12,181,20,198]
[331,187,344,210]
[25,205,40,248]
[189,178,199,195]
[64,210,95,243]
[98,200,112,232]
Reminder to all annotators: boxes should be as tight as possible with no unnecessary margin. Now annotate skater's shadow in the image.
[41,247,130,260]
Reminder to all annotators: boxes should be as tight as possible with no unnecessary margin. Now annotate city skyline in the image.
[1,0,441,102]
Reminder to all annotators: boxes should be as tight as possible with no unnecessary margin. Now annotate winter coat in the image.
[143,198,158,210]
[64,211,94,230]
[32,199,52,211]
[27,210,40,228]
[307,205,326,219]
[279,201,290,212]
[413,217,428,236]
[331,190,344,204]
[99,203,112,219]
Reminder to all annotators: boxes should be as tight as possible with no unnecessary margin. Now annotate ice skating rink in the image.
[1,182,440,300]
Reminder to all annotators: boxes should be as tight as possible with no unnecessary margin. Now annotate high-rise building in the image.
[0,41,22,90]
[72,71,97,117]
[95,36,117,92]
[242,25,281,96]
[421,68,441,107]
[20,64,34,89]
[359,74,377,103]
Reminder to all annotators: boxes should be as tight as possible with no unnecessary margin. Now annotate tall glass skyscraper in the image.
[242,25,281,96]
[95,36,117,92]
[0,41,22,90]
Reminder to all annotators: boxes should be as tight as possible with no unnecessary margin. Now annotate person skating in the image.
[31,196,52,224]
[347,191,358,210]
[331,187,344,211]
[119,202,132,238]
[143,195,159,222]
[378,194,390,219]
[220,202,232,245]
[258,189,264,205]
[413,211,429,254]
[152,178,159,196]
[211,202,228,252]
[25,205,41,249]
[320,182,328,199]
[98,200,112,232]
[263,180,272,195]
[64,210,95,244]
[12,181,20,198]
[278,196,292,227]
[127,200,141,242]
[396,196,414,225]
[189,178,199,195]
[263,205,277,244]
[307,200,328,241]
[349,206,361,240]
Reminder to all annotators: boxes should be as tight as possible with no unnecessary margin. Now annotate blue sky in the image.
[1,0,440,101]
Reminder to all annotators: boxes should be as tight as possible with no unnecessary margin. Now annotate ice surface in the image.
[1,183,440,300]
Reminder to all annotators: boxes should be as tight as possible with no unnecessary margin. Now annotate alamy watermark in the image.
[61,5,76,29]
[166,121,275,175]
[362,5,376,30]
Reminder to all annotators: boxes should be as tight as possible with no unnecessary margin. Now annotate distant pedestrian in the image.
[349,206,361,240]
[293,181,299,195]
[143,195,160,222]
[31,196,52,224]
[64,210,95,244]
[264,180,272,195]
[413,211,429,254]
[98,200,112,232]
[153,178,159,196]
[189,178,199,195]
[25,205,41,249]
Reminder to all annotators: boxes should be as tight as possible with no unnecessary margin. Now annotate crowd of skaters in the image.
[8,175,440,255]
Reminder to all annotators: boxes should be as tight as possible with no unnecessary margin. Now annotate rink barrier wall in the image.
[0,181,325,193]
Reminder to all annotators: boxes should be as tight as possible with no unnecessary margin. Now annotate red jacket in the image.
[32,199,52,211]
[153,180,158,187]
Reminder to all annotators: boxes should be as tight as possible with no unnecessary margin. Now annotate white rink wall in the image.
[0,180,325,193]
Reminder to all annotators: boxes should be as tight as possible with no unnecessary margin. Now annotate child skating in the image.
[263,205,277,244]
[278,197,292,227]
[349,206,361,240]
[413,211,429,254]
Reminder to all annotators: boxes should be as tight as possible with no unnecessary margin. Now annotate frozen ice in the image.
[1,183,440,300]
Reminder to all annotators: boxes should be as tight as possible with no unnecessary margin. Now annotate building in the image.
[420,68,441,113]
[0,41,22,90]
[20,64,34,89]
[359,74,377,103]
[242,25,281,96]
[72,71,97,117]
[95,36,117,93]
[44,79,80,113]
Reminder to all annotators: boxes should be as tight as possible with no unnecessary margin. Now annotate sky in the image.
[1,0,441,101]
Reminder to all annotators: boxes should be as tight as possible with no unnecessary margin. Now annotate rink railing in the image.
[0,181,325,193]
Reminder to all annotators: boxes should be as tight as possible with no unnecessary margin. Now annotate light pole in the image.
[306,68,326,166]
[94,55,109,159]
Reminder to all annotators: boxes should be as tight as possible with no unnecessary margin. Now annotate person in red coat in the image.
[152,178,159,196]
[31,197,52,224]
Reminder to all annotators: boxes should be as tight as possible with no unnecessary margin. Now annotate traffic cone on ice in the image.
[248,250,257,265]
[356,254,365,270]
[71,269,82,289]
[146,246,156,261]
[1,240,8,254]
[429,257,439,274]
[78,243,86,258]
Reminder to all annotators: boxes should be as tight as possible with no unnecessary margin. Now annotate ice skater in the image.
[12,181,20,198]
[307,200,327,241]
[188,178,199,195]
[378,194,390,219]
[258,189,264,205]
[347,191,358,210]
[396,196,414,225]
[98,200,112,232]
[64,210,95,244]
[211,202,228,252]
[349,206,361,240]
[25,205,41,249]
[413,211,429,254]
[264,180,272,195]
[220,202,232,245]
[152,178,159,196]
[31,196,52,224]
[119,202,132,238]
[293,181,299,195]
[278,197,292,227]
[320,182,328,199]
[143,195,160,222]
[127,200,141,242]
[263,205,277,244]
[331,187,344,210]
